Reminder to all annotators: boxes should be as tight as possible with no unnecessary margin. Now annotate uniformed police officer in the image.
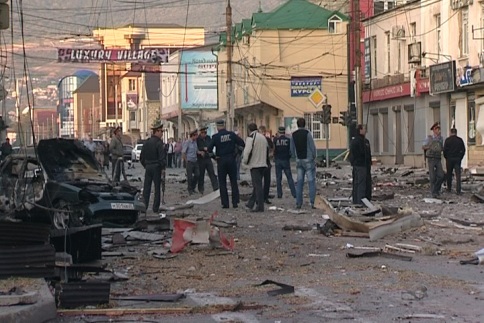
[140,122,167,213]
[207,120,245,208]
[197,125,219,194]
[273,126,296,199]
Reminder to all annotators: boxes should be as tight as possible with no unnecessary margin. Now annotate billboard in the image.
[290,77,322,97]
[180,51,217,110]
[58,48,170,63]
[429,61,456,95]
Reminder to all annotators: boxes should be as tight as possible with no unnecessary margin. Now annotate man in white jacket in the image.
[242,123,269,212]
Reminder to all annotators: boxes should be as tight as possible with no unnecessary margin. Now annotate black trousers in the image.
[446,157,462,193]
[247,167,266,211]
[263,164,271,199]
[198,158,219,193]
[352,166,368,205]
[186,161,199,193]
[167,153,174,168]
[143,164,161,212]
[217,156,239,207]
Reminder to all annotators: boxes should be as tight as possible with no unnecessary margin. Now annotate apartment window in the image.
[481,6,484,52]
[410,22,416,42]
[435,14,441,56]
[397,41,402,73]
[328,16,342,34]
[462,8,469,56]
[371,36,377,78]
[304,113,328,140]
[128,79,136,91]
[385,32,391,74]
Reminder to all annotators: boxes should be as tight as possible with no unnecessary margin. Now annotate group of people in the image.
[349,121,466,205]
[140,118,318,213]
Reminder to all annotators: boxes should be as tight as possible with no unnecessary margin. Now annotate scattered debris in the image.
[186,190,220,205]
[112,293,185,302]
[159,204,194,211]
[268,206,285,212]
[398,314,445,320]
[371,192,395,201]
[122,231,165,242]
[316,219,339,236]
[460,248,484,265]
[401,285,428,300]
[423,198,443,204]
[471,194,484,203]
[343,243,380,251]
[369,213,423,241]
[384,244,416,254]
[282,224,312,231]
[346,251,413,261]
[257,280,295,296]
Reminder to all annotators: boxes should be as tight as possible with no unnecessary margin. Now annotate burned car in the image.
[0,138,145,229]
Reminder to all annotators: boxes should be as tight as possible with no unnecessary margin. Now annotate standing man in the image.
[182,129,200,195]
[273,126,296,199]
[208,120,245,209]
[422,122,445,198]
[0,138,12,160]
[174,138,183,168]
[349,124,372,205]
[243,123,268,213]
[443,128,466,195]
[109,127,125,182]
[290,118,317,209]
[197,126,219,194]
[140,122,166,213]
[166,138,175,168]
[259,125,274,204]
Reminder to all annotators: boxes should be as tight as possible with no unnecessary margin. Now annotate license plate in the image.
[111,203,135,210]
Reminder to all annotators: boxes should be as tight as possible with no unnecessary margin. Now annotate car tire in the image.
[52,199,82,229]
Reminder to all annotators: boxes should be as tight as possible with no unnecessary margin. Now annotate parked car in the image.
[123,145,133,161]
[0,138,145,229]
[131,144,143,162]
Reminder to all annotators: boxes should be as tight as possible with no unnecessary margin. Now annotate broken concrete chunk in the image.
[369,213,424,241]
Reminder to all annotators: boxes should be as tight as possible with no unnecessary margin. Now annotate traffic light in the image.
[339,111,348,126]
[0,0,8,30]
[322,104,332,124]
[349,105,357,125]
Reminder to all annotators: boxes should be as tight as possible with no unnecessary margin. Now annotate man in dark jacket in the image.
[443,128,465,195]
[208,120,245,209]
[197,126,219,194]
[140,122,167,213]
[349,124,372,205]
[0,138,12,160]
[273,126,296,199]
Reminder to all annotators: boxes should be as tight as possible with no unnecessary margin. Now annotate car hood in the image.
[37,138,107,183]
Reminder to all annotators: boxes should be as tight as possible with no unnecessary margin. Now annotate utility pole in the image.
[115,83,118,128]
[354,0,363,124]
[226,0,234,130]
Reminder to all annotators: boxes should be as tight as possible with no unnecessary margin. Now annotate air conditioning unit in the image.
[391,25,405,40]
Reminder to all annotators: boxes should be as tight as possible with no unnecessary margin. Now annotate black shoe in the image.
[264,199,272,204]
[250,209,263,213]
[268,194,275,199]
[277,195,282,199]
[222,205,229,209]
[311,205,316,209]
[296,205,302,210]
[245,203,254,209]
[233,204,238,208]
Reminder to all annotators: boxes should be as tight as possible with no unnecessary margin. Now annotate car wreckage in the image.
[0,138,145,229]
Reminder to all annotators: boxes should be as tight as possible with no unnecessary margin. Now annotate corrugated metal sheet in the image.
[0,244,55,278]
[0,222,50,246]
[55,281,110,309]
[50,225,102,264]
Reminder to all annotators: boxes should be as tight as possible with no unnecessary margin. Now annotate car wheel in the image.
[52,199,82,229]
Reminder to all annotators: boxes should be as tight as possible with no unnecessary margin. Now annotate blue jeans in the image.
[275,159,296,198]
[296,159,316,207]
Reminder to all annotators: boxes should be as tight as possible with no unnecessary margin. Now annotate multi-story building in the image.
[92,24,205,140]
[363,0,484,169]
[72,74,100,139]
[216,0,350,156]
[161,45,221,139]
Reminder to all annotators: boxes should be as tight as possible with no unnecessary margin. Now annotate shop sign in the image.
[429,61,456,95]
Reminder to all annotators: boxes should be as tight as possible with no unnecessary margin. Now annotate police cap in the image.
[278,126,285,134]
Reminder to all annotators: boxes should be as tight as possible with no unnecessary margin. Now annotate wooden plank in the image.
[314,196,369,233]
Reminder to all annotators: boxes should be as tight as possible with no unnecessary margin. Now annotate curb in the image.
[0,279,57,323]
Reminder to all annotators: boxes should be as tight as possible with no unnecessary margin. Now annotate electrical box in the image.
[0,3,9,30]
